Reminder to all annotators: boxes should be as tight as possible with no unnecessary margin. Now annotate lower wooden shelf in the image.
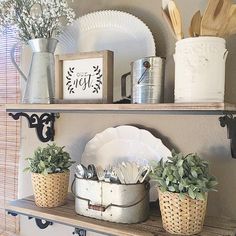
[6,195,236,236]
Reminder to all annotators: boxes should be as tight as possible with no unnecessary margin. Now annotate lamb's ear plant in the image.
[150,151,218,200]
[24,143,75,175]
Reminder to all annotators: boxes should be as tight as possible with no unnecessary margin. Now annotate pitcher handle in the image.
[121,72,131,98]
[223,49,229,61]
[11,42,27,81]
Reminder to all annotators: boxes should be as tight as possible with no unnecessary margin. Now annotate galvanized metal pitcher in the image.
[11,38,58,104]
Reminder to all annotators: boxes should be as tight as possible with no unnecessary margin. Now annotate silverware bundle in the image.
[75,162,150,184]
[162,0,236,40]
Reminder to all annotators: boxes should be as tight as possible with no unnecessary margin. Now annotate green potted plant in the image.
[24,143,75,208]
[151,151,218,235]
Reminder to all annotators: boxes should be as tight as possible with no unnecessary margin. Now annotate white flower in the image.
[0,0,75,42]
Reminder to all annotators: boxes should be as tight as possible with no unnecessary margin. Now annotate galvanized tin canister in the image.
[74,177,150,224]
[121,57,165,104]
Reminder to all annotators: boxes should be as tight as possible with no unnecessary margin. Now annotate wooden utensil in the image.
[162,0,170,11]
[219,4,236,37]
[161,8,177,40]
[168,0,183,40]
[189,10,202,37]
[201,0,232,36]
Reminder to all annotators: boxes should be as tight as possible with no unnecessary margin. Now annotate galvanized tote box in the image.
[73,176,150,224]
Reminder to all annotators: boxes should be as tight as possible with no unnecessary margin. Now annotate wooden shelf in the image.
[5,102,236,114]
[6,195,236,236]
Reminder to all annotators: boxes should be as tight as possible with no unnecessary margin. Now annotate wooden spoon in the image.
[162,0,170,11]
[201,0,232,36]
[189,10,202,37]
[219,4,236,37]
[161,8,177,40]
[168,0,184,40]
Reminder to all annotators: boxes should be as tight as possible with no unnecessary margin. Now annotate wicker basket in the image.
[158,189,207,235]
[31,171,69,208]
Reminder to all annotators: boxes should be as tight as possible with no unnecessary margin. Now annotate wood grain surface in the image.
[6,195,236,236]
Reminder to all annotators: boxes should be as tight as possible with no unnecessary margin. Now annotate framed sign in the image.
[55,50,113,103]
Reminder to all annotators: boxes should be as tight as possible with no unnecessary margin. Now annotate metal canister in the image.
[74,177,150,224]
[121,57,165,104]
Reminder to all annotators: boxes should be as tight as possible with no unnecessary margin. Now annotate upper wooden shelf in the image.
[6,195,236,236]
[4,102,236,114]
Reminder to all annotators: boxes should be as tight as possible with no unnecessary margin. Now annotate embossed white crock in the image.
[174,37,228,103]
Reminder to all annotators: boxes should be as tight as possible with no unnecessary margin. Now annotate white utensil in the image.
[96,165,105,181]
[115,166,126,184]
[126,162,134,183]
[132,162,139,183]
[139,167,151,183]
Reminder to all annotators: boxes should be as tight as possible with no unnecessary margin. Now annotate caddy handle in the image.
[88,204,106,212]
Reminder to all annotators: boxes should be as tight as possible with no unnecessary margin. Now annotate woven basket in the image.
[158,189,207,235]
[31,171,69,208]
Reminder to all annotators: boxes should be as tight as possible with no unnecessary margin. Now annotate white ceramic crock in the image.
[174,37,228,103]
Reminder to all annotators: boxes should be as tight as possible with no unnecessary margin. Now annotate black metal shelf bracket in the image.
[7,211,18,217]
[35,218,53,229]
[219,114,236,158]
[8,213,53,230]
[9,112,59,143]
[73,228,86,236]
[28,216,53,229]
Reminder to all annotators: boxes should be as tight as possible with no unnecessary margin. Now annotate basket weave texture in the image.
[31,171,69,208]
[158,189,207,235]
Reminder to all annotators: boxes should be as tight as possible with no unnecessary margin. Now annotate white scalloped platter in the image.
[57,10,156,101]
[81,125,171,202]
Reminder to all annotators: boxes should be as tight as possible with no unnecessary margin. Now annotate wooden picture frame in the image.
[55,50,113,103]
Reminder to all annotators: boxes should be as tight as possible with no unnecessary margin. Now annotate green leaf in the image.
[179,192,185,200]
[166,178,170,186]
[188,188,196,199]
[178,167,184,178]
[168,186,175,192]
[23,167,30,173]
[208,180,218,188]
[196,192,206,201]
[179,183,184,191]
[177,159,184,167]
[40,160,45,168]
[191,169,198,178]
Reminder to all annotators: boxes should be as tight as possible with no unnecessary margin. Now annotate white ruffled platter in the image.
[81,125,171,168]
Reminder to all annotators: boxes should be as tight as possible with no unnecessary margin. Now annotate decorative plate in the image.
[57,10,156,101]
[81,125,171,202]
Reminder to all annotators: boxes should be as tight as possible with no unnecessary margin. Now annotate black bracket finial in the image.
[9,112,59,143]
[73,228,86,236]
[219,114,236,158]
[28,217,53,229]
[7,211,18,217]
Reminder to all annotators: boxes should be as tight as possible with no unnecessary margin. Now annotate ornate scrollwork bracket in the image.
[9,112,59,143]
[219,114,236,158]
